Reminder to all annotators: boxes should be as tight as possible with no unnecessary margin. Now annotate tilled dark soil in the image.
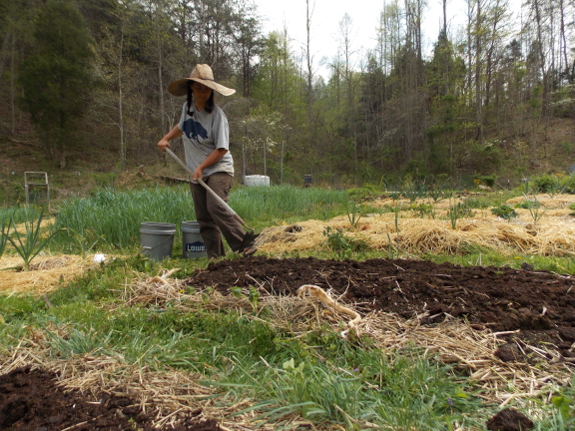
[3,256,575,431]
[0,367,221,431]
[189,256,575,354]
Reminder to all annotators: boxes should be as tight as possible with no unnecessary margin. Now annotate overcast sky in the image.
[253,0,471,79]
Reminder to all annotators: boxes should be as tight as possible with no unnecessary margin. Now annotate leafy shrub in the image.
[322,227,367,257]
[491,205,518,221]
[531,172,575,195]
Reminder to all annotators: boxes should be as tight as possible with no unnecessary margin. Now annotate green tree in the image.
[18,0,97,168]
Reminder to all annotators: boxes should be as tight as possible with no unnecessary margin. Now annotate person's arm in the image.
[192,148,228,181]
[157,124,182,152]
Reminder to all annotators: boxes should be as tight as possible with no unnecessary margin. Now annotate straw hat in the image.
[167,64,236,97]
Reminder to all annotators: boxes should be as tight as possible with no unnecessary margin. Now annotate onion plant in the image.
[7,209,60,271]
[522,193,547,225]
[0,212,8,259]
[229,184,348,227]
[345,200,365,228]
[447,200,474,229]
[53,186,195,252]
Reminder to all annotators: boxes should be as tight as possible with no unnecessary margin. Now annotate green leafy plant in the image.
[248,287,261,310]
[7,210,60,271]
[323,227,352,258]
[491,204,518,222]
[322,226,367,258]
[410,203,435,219]
[231,286,244,299]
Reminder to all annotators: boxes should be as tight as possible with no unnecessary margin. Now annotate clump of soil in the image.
[486,408,534,431]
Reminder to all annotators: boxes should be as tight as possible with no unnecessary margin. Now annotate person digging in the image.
[157,64,258,258]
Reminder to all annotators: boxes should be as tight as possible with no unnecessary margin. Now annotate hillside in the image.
[1,109,575,207]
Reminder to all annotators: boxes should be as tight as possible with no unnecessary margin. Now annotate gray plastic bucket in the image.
[140,222,176,260]
[181,221,207,259]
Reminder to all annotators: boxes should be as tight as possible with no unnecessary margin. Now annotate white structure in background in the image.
[244,175,270,187]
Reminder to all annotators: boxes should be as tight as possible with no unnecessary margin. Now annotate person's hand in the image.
[157,138,171,152]
[192,166,203,181]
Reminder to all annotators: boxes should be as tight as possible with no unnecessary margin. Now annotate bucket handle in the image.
[141,233,174,251]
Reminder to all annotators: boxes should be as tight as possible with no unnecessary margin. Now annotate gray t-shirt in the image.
[178,102,234,177]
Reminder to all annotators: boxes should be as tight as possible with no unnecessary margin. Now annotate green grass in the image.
[0,205,41,224]
[229,184,349,228]
[45,184,350,254]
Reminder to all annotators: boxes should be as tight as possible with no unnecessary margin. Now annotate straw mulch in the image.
[0,254,106,294]
[256,194,575,257]
[2,271,568,430]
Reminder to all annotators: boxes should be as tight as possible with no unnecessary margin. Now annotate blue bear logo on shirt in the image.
[183,118,208,142]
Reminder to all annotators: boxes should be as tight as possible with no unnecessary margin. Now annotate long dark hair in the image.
[186,81,215,116]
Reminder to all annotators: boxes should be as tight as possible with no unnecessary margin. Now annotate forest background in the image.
[1,0,575,197]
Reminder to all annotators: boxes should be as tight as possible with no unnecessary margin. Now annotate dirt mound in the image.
[187,256,575,355]
[486,408,534,431]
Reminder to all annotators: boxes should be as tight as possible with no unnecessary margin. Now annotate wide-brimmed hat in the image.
[167,64,236,97]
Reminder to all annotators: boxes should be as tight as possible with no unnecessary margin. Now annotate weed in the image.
[491,204,518,222]
[248,287,261,310]
[231,286,243,299]
[323,227,352,258]
[322,227,367,258]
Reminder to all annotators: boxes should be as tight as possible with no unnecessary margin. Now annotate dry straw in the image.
[0,255,96,294]
[257,194,575,256]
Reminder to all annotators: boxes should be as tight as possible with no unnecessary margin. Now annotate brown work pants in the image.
[190,172,245,258]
